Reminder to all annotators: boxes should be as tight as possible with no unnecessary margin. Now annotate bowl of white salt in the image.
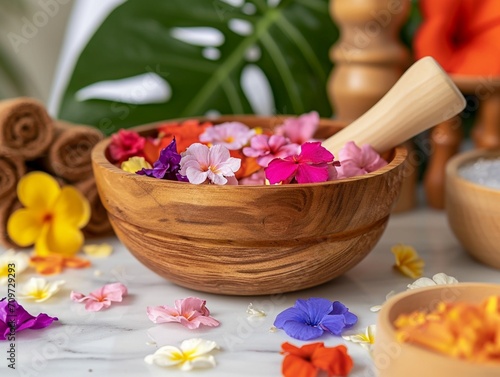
[446,149,500,269]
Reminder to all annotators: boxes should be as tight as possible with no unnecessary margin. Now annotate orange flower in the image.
[229,149,261,180]
[395,296,500,363]
[281,342,353,377]
[144,120,213,163]
[30,255,91,275]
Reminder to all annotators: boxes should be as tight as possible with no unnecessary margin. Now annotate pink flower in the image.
[275,111,319,144]
[337,141,388,179]
[179,143,241,185]
[109,129,146,163]
[243,134,299,167]
[147,297,220,330]
[265,142,338,184]
[70,282,128,312]
[199,121,255,150]
[239,169,266,185]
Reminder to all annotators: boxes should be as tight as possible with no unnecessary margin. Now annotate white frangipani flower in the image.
[18,277,65,302]
[407,273,458,290]
[144,338,219,371]
[343,325,376,352]
[0,250,29,285]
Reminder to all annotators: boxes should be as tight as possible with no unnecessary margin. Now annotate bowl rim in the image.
[378,282,500,369]
[91,115,408,190]
[446,149,500,194]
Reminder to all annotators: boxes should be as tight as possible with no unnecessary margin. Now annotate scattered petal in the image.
[30,255,91,275]
[281,341,353,377]
[18,277,65,302]
[147,297,220,329]
[144,338,219,371]
[83,243,114,258]
[70,282,127,312]
[0,298,58,340]
[391,244,425,278]
[343,325,376,352]
[0,250,29,285]
[246,303,266,320]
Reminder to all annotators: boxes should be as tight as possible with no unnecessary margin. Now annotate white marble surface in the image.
[1,208,499,376]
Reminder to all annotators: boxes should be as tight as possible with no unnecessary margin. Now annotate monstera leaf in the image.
[59,0,338,135]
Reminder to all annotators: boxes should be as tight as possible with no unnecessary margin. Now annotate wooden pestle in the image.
[322,57,467,154]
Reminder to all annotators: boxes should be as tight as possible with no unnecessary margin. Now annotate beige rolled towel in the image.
[42,121,103,182]
[0,193,22,249]
[0,147,25,202]
[0,97,53,160]
[74,178,113,238]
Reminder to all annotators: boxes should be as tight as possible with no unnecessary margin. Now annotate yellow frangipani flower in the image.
[7,172,90,257]
[83,243,114,258]
[391,244,424,279]
[144,338,218,371]
[343,325,376,352]
[18,277,65,302]
[121,156,152,173]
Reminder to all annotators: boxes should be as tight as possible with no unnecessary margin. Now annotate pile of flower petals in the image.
[395,295,500,363]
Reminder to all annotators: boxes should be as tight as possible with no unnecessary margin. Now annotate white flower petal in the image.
[407,277,436,290]
[246,303,266,319]
[144,346,183,367]
[432,272,458,285]
[180,355,216,371]
[0,250,30,285]
[180,338,218,357]
[18,277,65,302]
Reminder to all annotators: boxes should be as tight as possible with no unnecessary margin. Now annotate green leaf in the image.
[59,0,338,135]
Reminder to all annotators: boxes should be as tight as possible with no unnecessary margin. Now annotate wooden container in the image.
[446,149,500,268]
[375,283,500,377]
[91,116,407,295]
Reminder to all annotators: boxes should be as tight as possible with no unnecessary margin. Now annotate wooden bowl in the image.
[91,116,407,295]
[446,149,500,268]
[374,283,500,377]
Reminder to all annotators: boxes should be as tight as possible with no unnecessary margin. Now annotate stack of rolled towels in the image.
[0,97,113,248]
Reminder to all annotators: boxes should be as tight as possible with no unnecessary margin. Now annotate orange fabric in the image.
[414,0,500,76]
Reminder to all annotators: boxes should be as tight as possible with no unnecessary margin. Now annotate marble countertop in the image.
[1,207,499,376]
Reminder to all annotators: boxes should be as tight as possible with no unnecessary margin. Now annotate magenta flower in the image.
[274,298,357,340]
[199,122,255,150]
[109,129,146,163]
[243,134,299,167]
[0,298,58,340]
[337,141,388,179]
[275,111,319,145]
[136,138,183,180]
[265,142,338,184]
[70,282,128,312]
[179,143,241,185]
[147,297,220,330]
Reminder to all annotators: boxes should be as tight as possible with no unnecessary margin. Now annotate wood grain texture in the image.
[446,149,500,269]
[323,57,467,154]
[375,284,500,377]
[92,117,407,295]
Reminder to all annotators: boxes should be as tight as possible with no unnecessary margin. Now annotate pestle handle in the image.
[322,56,467,154]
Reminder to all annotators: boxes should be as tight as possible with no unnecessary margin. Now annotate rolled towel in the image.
[42,121,103,182]
[0,193,22,249]
[0,147,25,202]
[74,178,113,238]
[0,97,53,160]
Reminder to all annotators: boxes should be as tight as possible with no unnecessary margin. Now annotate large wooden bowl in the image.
[446,149,500,268]
[91,116,407,295]
[374,283,500,377]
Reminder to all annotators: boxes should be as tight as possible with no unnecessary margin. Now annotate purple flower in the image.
[0,298,58,340]
[274,298,357,341]
[137,138,182,180]
[242,134,299,168]
[265,142,339,184]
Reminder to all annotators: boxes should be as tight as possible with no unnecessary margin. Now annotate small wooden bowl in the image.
[446,149,500,268]
[91,116,407,295]
[374,283,500,377]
